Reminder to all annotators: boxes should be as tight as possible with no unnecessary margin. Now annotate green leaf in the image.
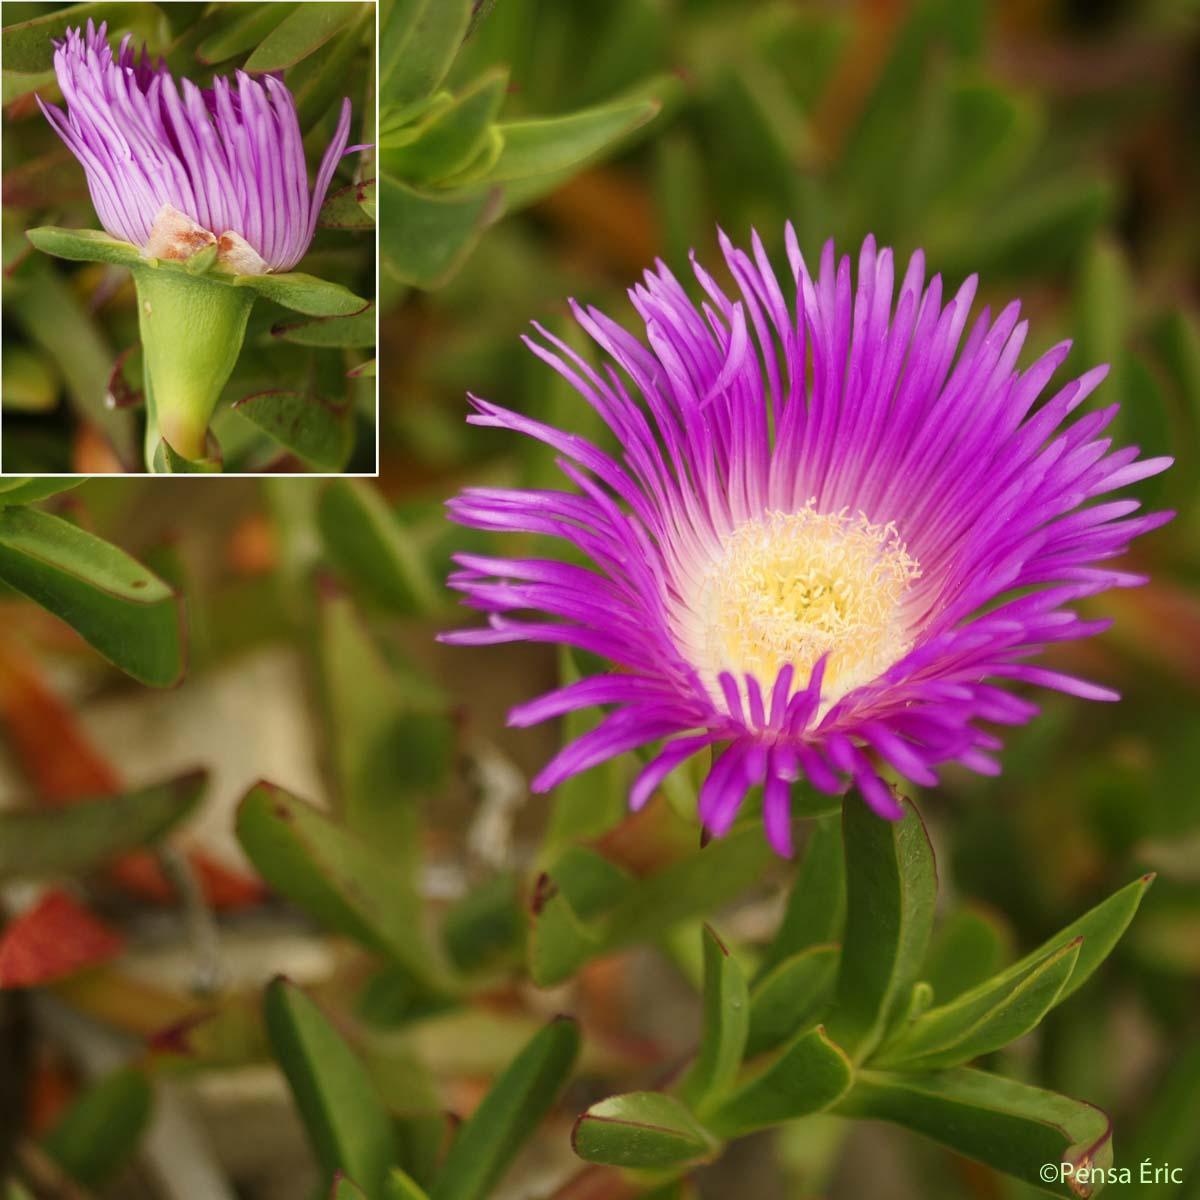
[0,770,206,882]
[2,2,167,72]
[0,478,83,506]
[26,226,143,269]
[442,872,525,974]
[572,1092,717,1170]
[680,926,750,1109]
[233,391,354,472]
[756,814,845,980]
[0,507,184,687]
[196,2,300,63]
[290,14,371,132]
[382,70,507,185]
[317,480,440,615]
[316,588,448,865]
[541,647,629,855]
[380,0,472,114]
[1129,1035,1200,1200]
[1,348,58,413]
[826,793,936,1062]
[236,782,438,981]
[485,99,660,182]
[319,179,378,230]
[264,978,397,1196]
[331,1176,369,1200]
[243,2,364,72]
[232,272,368,317]
[431,1017,580,1200]
[745,943,839,1059]
[703,1026,854,1136]
[385,1168,432,1200]
[529,847,634,988]
[379,176,498,288]
[273,305,377,348]
[922,904,1013,1003]
[873,938,1082,1070]
[42,1067,152,1188]
[836,1068,1112,1197]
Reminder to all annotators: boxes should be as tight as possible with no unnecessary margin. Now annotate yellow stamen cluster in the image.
[696,503,921,713]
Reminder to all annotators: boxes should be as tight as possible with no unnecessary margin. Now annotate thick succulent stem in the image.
[132,264,254,466]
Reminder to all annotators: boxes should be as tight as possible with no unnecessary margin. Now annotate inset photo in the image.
[1,1,376,474]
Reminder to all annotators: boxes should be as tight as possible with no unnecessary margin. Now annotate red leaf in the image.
[0,891,124,988]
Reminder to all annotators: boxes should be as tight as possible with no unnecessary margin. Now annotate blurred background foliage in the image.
[1,0,1199,1198]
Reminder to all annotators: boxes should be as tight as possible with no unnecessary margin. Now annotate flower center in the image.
[695,503,921,717]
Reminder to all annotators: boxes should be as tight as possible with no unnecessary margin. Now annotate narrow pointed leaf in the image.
[233,391,353,471]
[485,100,659,182]
[757,814,845,979]
[331,1176,369,1200]
[836,1068,1112,1198]
[703,1025,854,1136]
[0,507,184,687]
[232,272,367,316]
[380,0,472,113]
[236,782,437,981]
[0,770,206,882]
[826,793,936,1061]
[0,478,83,506]
[385,1168,432,1200]
[42,1067,151,1188]
[873,938,1082,1070]
[243,2,363,72]
[273,305,376,348]
[431,1017,580,1200]
[746,943,839,1059]
[317,480,440,614]
[196,2,299,63]
[680,926,750,1108]
[265,979,397,1196]
[572,1092,717,1170]
[379,176,497,288]
[26,226,143,268]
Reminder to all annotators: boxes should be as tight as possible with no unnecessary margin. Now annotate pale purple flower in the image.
[37,20,352,273]
[442,231,1173,855]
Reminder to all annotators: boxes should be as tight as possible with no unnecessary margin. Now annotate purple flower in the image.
[442,231,1174,855]
[38,20,352,274]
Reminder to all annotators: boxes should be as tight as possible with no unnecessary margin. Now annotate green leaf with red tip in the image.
[233,391,354,471]
[872,938,1082,1071]
[0,770,207,882]
[826,793,937,1062]
[318,179,377,230]
[430,1017,580,1200]
[0,506,185,687]
[572,1092,717,1170]
[680,926,750,1108]
[265,979,397,1196]
[41,1067,152,1189]
[702,1025,854,1136]
[835,1068,1113,1198]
